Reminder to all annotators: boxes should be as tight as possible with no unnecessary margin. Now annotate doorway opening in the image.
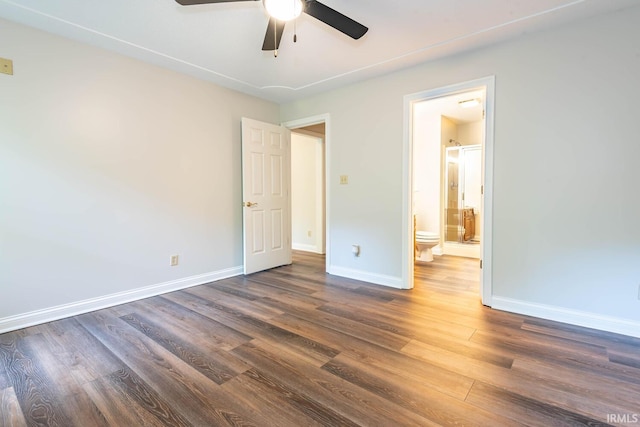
[283,114,330,272]
[403,77,494,305]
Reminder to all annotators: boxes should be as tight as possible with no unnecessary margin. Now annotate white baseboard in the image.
[442,242,480,259]
[0,266,243,334]
[492,296,640,339]
[292,243,323,254]
[329,265,406,289]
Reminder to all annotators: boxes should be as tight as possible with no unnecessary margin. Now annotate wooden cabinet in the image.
[462,208,475,241]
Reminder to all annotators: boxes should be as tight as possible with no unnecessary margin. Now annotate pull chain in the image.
[293,0,297,42]
[274,18,278,57]
[294,16,297,43]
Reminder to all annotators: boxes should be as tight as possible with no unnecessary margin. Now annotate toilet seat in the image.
[416,231,439,242]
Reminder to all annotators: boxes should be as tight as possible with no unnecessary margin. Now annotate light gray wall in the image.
[281,6,640,327]
[0,19,279,319]
[3,6,640,335]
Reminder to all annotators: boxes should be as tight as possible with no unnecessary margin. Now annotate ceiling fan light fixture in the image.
[263,0,303,21]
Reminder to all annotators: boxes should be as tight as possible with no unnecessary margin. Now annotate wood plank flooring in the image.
[1,252,640,426]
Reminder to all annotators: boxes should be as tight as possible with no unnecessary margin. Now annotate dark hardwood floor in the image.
[2,252,640,426]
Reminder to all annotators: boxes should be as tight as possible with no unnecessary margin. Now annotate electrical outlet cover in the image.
[0,58,13,75]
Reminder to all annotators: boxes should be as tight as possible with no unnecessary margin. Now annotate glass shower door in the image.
[445,147,460,242]
[444,145,481,244]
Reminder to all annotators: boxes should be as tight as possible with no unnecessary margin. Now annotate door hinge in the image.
[481,185,484,195]
[483,109,485,119]
[480,259,483,269]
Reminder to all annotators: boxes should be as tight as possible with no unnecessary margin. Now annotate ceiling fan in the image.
[175,0,368,55]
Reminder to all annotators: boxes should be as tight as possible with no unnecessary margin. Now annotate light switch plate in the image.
[340,175,348,185]
[0,58,13,75]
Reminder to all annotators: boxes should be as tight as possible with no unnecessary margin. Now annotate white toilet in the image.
[415,231,440,262]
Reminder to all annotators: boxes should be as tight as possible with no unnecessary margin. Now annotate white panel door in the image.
[241,117,292,275]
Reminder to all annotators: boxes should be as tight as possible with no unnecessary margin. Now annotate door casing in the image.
[403,76,495,305]
[283,114,331,272]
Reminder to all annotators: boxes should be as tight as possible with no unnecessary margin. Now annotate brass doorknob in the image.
[244,201,258,207]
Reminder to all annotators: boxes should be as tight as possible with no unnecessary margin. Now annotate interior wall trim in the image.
[0,266,243,334]
[329,266,404,289]
[283,113,331,274]
[492,296,640,339]
[292,243,324,254]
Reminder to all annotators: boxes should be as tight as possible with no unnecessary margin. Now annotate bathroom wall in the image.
[457,121,483,146]
[440,117,458,146]
[412,106,442,259]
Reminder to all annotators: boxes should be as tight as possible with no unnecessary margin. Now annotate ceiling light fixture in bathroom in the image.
[458,98,480,108]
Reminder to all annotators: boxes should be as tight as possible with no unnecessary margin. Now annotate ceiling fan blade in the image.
[262,18,286,51]
[175,0,256,5]
[303,0,368,40]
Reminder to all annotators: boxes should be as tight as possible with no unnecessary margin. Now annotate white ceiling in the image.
[415,89,485,125]
[1,0,636,103]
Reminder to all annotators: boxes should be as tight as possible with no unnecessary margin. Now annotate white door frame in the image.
[282,114,331,272]
[403,76,495,305]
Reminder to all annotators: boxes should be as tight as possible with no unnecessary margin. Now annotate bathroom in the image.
[413,89,484,262]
